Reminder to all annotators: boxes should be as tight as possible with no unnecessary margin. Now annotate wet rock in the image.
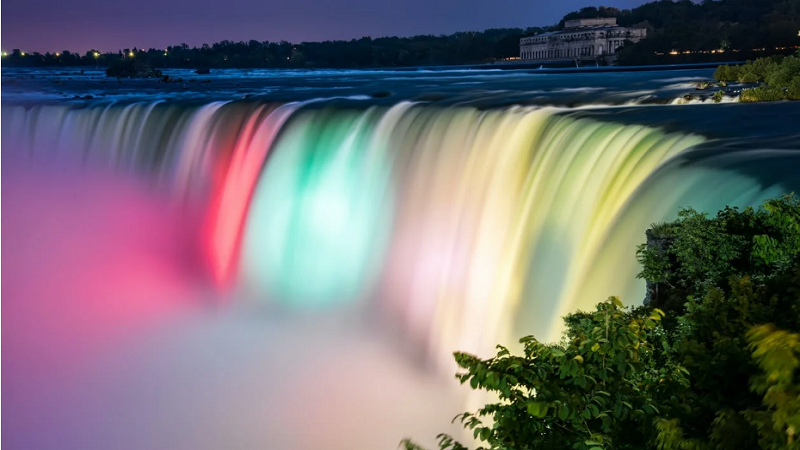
[105,59,163,78]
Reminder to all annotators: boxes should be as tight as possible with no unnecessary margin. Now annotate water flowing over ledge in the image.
[2,99,797,449]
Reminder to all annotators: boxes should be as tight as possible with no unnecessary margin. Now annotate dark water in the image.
[3,66,719,105]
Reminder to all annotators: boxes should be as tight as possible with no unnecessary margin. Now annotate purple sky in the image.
[2,0,649,53]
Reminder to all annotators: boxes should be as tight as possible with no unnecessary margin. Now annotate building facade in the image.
[520,18,646,62]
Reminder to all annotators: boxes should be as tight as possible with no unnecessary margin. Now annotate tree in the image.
[636,194,800,449]
[403,298,690,450]
[744,324,800,450]
[637,194,800,313]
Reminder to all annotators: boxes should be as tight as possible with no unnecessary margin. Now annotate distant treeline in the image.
[3,0,799,69]
[576,0,800,65]
[1,28,550,70]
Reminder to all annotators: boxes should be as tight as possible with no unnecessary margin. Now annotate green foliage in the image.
[788,79,800,101]
[744,324,800,450]
[765,57,800,88]
[741,86,788,103]
[635,194,800,449]
[637,194,800,312]
[714,56,800,102]
[422,297,689,450]
[714,64,741,83]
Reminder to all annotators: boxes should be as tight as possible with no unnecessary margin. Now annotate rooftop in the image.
[564,17,617,29]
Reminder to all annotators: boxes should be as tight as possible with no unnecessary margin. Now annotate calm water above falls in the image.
[3,67,800,450]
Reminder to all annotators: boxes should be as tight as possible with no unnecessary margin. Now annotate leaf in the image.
[574,355,584,364]
[527,402,549,418]
[558,405,569,420]
[622,401,633,410]
[591,342,601,352]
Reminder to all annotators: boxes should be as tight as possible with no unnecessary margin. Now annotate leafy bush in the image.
[744,324,800,450]
[714,64,741,83]
[637,194,800,311]
[788,79,800,101]
[765,57,800,87]
[403,298,688,450]
[715,56,800,102]
[741,86,787,102]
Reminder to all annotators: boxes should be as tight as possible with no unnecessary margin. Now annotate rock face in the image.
[642,228,674,306]
[105,60,163,78]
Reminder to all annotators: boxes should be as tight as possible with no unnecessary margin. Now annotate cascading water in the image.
[2,99,796,450]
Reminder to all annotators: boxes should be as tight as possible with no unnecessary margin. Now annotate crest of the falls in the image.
[2,100,789,370]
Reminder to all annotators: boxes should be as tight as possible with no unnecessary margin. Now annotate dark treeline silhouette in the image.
[3,0,798,70]
[1,28,550,70]
[561,0,799,65]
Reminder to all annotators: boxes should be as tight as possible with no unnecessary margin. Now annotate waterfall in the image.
[2,100,791,370]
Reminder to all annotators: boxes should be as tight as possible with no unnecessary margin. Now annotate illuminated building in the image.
[520,18,647,63]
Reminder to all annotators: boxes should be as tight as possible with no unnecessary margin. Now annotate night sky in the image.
[2,0,649,53]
